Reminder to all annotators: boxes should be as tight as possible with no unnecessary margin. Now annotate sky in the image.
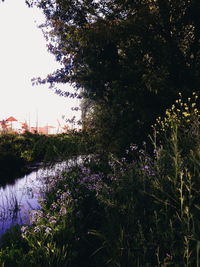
[0,0,81,128]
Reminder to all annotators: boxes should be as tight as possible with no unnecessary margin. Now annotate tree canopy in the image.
[28,0,200,153]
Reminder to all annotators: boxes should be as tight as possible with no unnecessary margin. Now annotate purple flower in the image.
[81,167,91,175]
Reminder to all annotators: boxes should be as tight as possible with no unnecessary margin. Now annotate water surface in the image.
[0,162,65,236]
[0,156,85,237]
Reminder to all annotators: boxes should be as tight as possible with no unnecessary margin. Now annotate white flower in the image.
[21,226,28,233]
[45,227,52,234]
[34,226,41,232]
[49,216,57,224]
[59,206,67,216]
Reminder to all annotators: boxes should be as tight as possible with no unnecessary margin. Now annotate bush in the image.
[1,93,199,266]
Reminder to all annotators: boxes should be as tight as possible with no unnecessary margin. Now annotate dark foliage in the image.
[27,0,200,153]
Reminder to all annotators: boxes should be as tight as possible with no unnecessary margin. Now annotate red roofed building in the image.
[5,116,21,133]
[6,116,17,122]
[0,116,67,134]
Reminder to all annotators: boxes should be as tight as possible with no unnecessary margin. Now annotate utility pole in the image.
[28,113,30,132]
[36,109,38,133]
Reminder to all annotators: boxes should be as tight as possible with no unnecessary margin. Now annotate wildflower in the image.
[49,216,57,224]
[59,206,67,216]
[56,189,62,197]
[121,157,126,162]
[21,226,28,233]
[81,167,91,175]
[139,149,145,155]
[183,112,189,117]
[30,210,44,223]
[130,144,138,151]
[21,226,29,238]
[45,227,52,234]
[60,191,71,201]
[51,202,58,210]
[34,226,41,233]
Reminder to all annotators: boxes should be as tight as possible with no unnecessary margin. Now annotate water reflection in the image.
[0,162,65,236]
[0,156,84,237]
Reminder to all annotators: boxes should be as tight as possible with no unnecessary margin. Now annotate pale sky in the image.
[0,0,81,127]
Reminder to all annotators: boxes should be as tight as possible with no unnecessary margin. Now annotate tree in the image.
[28,0,200,153]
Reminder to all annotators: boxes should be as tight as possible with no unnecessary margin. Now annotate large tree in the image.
[28,0,200,153]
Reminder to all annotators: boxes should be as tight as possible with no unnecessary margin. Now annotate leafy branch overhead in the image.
[28,0,200,151]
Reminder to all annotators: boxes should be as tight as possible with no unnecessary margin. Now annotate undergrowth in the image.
[0,93,199,266]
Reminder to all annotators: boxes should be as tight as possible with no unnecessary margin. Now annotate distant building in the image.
[0,115,70,135]
[6,116,22,133]
[30,126,57,135]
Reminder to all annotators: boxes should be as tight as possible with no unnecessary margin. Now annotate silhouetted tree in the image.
[27,0,200,152]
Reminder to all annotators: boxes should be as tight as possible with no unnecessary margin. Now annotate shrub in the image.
[0,93,199,266]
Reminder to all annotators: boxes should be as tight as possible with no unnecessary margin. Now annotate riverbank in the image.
[0,95,199,266]
[0,131,90,185]
[0,160,72,237]
[0,155,89,237]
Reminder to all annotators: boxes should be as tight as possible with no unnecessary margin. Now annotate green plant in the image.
[0,93,199,266]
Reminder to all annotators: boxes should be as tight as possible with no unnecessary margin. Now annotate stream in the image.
[0,159,78,237]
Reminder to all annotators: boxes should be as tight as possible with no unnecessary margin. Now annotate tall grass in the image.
[0,93,199,266]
